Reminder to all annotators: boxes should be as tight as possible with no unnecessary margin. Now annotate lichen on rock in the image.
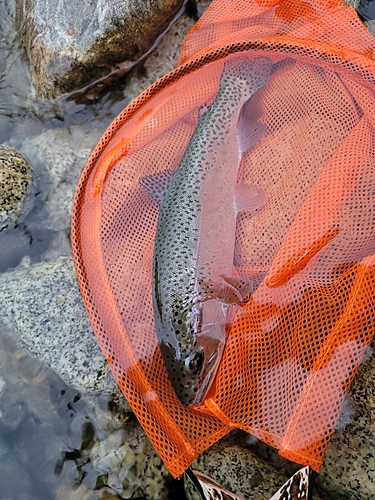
[16,0,186,97]
[0,145,33,229]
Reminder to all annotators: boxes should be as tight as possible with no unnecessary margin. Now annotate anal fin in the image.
[238,116,266,154]
[199,276,253,306]
[139,169,174,206]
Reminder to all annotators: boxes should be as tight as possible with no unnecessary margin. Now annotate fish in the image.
[140,56,272,406]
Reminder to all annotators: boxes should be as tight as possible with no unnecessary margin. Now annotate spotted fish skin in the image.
[148,56,271,407]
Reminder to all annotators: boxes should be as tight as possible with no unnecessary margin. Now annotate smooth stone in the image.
[16,0,186,97]
[0,144,33,229]
[317,341,375,499]
[0,256,125,401]
[90,420,171,500]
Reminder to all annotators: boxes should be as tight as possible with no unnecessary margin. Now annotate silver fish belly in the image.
[142,56,271,406]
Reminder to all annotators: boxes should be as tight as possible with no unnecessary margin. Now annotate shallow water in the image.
[0,1,190,498]
[0,1,133,272]
[0,329,87,499]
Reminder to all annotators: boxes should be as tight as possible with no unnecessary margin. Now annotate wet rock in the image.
[0,377,5,397]
[90,420,172,499]
[14,419,66,494]
[0,400,28,431]
[316,342,375,499]
[19,127,101,231]
[0,435,9,456]
[0,447,34,499]
[0,145,33,229]
[366,19,375,37]
[16,0,186,98]
[0,329,174,498]
[0,328,75,436]
[55,483,119,500]
[0,256,125,402]
[342,0,375,35]
[69,413,96,450]
[58,400,174,499]
[184,437,324,500]
[0,8,198,270]
[14,10,197,233]
[0,1,36,119]
[343,0,360,9]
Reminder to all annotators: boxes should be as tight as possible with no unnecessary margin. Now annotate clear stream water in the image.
[0,1,190,498]
[1,0,374,498]
[0,1,132,272]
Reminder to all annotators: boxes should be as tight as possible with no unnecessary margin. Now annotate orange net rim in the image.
[74,37,374,185]
[72,35,375,299]
[70,37,375,474]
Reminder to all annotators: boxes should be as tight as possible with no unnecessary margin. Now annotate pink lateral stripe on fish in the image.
[140,56,272,407]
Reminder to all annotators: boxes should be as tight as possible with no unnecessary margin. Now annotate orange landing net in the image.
[71,0,375,477]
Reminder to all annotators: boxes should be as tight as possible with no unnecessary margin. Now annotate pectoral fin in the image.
[139,169,174,206]
[235,183,266,212]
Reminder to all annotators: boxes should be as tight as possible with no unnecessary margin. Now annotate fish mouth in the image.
[191,376,215,406]
[190,339,224,407]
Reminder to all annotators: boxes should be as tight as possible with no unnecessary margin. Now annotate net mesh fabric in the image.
[71,0,375,477]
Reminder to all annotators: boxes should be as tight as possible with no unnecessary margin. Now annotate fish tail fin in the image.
[222,56,272,100]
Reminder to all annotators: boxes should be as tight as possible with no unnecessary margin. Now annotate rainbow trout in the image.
[140,56,271,406]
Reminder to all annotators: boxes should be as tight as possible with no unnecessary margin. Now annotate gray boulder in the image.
[0,256,120,398]
[16,0,186,97]
[184,438,325,500]
[318,345,375,499]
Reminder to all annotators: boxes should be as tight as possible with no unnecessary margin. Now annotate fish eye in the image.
[184,351,204,376]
